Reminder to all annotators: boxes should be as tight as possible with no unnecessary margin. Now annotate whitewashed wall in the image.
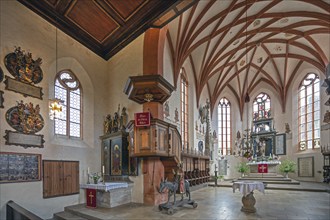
[0,1,108,219]
[106,34,144,204]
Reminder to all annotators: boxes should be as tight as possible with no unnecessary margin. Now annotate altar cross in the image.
[258,164,268,173]
[88,191,94,204]
[260,165,267,172]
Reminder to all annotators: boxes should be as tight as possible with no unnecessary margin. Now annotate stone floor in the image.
[56,182,330,220]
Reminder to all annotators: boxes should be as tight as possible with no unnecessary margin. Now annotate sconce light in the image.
[49,98,63,120]
[144,93,154,102]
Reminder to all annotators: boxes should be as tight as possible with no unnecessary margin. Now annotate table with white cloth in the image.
[232,181,265,213]
[80,182,132,208]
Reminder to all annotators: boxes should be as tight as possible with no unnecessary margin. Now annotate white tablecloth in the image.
[232,181,265,196]
[80,182,128,192]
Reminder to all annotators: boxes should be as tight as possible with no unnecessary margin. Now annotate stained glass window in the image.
[253,93,271,120]
[54,70,82,138]
[181,72,189,151]
[298,73,320,150]
[218,98,231,156]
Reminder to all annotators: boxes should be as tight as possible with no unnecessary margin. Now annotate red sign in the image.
[135,112,151,127]
[86,189,96,208]
[258,164,268,173]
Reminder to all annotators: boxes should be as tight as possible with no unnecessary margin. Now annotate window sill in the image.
[50,135,90,148]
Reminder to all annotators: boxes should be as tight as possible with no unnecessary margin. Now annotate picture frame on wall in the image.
[275,133,286,155]
[0,152,41,183]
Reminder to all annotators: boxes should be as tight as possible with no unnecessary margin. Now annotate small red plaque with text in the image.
[135,112,151,127]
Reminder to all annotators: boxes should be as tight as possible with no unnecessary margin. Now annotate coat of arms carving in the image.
[4,47,43,99]
[5,47,43,84]
[6,100,44,134]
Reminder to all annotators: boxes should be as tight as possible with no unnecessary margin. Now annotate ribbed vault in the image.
[166,0,330,119]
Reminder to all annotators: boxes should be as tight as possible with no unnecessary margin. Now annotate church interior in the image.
[0,0,329,219]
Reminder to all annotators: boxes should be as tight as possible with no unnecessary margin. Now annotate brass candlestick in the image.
[102,173,105,185]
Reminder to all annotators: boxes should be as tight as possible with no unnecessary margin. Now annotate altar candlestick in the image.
[102,165,105,174]
[87,167,90,174]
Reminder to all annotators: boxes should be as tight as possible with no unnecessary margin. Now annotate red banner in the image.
[135,112,151,127]
[258,164,268,173]
[86,189,96,208]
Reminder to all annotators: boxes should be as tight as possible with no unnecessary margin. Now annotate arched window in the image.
[54,70,82,138]
[218,98,231,156]
[180,72,188,151]
[253,93,271,120]
[298,73,320,150]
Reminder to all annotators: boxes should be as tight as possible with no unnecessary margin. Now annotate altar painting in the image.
[111,144,122,175]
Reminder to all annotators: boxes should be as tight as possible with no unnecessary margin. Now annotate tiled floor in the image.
[63,183,330,220]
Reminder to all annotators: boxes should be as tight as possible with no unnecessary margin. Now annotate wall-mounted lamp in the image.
[49,98,63,120]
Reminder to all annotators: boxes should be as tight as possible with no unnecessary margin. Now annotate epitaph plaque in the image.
[4,130,45,148]
[4,76,43,99]
[298,157,314,177]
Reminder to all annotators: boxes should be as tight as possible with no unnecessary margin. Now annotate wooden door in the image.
[43,160,79,198]
[43,160,63,198]
[63,161,79,195]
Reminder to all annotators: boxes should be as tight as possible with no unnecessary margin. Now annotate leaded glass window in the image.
[253,93,271,120]
[54,70,82,138]
[298,73,320,150]
[181,72,188,151]
[218,98,231,156]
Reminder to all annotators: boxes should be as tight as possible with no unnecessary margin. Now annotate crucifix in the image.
[260,165,267,173]
[88,191,94,204]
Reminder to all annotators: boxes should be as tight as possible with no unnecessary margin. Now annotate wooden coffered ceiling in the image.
[18,0,197,60]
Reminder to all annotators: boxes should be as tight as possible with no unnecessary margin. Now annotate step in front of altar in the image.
[237,176,300,185]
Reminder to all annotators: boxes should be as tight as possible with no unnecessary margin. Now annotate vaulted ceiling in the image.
[166,0,330,116]
[18,0,196,60]
[18,0,330,117]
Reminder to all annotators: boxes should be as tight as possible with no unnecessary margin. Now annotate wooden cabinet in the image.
[43,160,79,198]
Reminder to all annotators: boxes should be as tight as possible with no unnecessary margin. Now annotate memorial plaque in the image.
[4,76,43,99]
[298,156,314,177]
[0,152,41,183]
[218,159,227,175]
[4,130,45,148]
[275,133,286,155]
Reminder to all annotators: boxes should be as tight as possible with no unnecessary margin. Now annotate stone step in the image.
[238,177,293,181]
[53,211,88,220]
[63,205,101,220]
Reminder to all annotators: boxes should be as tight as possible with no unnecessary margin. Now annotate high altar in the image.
[247,161,281,174]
